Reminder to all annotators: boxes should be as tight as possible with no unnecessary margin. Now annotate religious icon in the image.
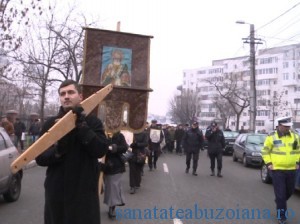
[100,46,132,87]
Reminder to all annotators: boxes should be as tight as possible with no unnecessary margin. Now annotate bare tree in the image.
[169,89,198,124]
[212,96,236,130]
[1,2,99,121]
[0,0,44,51]
[265,90,285,129]
[48,19,86,82]
[206,72,250,131]
[12,14,63,124]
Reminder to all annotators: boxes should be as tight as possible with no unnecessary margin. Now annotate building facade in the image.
[182,44,300,132]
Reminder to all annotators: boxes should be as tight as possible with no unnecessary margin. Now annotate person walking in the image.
[1,116,15,142]
[175,124,185,155]
[182,121,204,176]
[205,121,225,177]
[129,129,148,194]
[147,120,164,171]
[168,125,176,153]
[262,116,300,224]
[14,118,26,151]
[29,119,41,143]
[102,131,127,219]
[35,80,108,224]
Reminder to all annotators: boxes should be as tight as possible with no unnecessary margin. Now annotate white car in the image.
[0,127,23,202]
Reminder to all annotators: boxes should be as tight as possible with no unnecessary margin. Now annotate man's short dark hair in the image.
[58,80,81,94]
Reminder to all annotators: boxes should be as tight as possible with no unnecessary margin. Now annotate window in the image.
[257,110,270,116]
[197,70,206,74]
[294,99,300,104]
[255,120,265,126]
[257,99,267,106]
[283,73,289,80]
[239,135,247,144]
[0,138,5,150]
[283,62,289,68]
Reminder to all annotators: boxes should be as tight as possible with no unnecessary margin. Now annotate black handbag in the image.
[120,150,134,163]
[136,152,146,164]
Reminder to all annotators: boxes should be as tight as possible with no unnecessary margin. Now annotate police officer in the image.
[262,116,300,224]
[182,121,204,176]
[205,121,225,177]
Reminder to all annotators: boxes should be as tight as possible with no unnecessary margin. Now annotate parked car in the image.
[232,133,267,167]
[0,127,23,202]
[294,128,300,136]
[261,162,300,190]
[223,131,239,155]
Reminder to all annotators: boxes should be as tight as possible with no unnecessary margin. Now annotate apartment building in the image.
[182,44,300,132]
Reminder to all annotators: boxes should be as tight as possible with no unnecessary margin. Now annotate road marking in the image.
[163,163,169,173]
[173,218,183,224]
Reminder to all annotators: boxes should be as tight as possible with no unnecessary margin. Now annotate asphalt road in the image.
[1,152,300,224]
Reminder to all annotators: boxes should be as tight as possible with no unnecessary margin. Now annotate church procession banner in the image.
[81,28,153,133]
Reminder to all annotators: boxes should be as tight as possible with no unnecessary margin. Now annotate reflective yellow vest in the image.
[262,131,300,170]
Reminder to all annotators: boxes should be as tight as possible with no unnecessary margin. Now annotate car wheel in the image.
[232,152,238,162]
[261,163,272,184]
[3,173,22,202]
[242,155,248,167]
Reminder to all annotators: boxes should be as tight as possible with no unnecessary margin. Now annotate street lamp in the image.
[236,20,257,132]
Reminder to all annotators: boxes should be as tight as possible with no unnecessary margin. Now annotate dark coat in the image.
[104,132,128,175]
[29,121,41,135]
[182,128,204,153]
[205,128,225,154]
[131,131,149,162]
[163,128,171,143]
[14,120,26,136]
[35,108,108,224]
[175,128,185,144]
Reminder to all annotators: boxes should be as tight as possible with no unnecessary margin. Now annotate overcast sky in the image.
[64,0,300,116]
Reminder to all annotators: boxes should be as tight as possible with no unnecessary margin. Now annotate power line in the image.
[256,1,300,31]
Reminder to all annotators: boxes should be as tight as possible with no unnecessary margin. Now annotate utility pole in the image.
[249,24,256,133]
[237,21,262,132]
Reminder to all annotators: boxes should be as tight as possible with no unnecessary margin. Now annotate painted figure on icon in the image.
[101,47,132,87]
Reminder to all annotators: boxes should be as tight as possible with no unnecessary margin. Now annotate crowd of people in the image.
[28,80,228,224]
[2,79,299,224]
[0,116,41,151]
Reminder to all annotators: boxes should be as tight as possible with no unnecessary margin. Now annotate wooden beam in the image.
[11,84,113,174]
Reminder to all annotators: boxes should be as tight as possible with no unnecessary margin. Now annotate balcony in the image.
[282,79,297,87]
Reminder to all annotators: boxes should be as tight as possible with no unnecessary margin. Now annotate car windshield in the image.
[247,135,266,145]
[223,131,239,138]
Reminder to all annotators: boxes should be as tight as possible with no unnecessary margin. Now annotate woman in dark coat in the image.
[35,107,108,224]
[102,131,128,218]
[129,130,149,194]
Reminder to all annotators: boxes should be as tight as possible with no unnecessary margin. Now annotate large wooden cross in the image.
[10,84,113,174]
